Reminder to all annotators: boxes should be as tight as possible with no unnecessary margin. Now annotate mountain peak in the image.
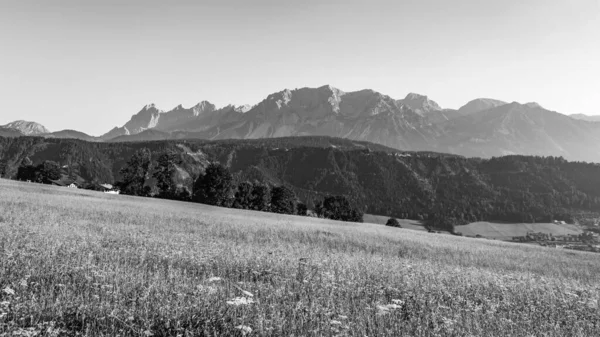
[191,101,216,116]
[193,101,214,109]
[234,104,252,113]
[524,102,543,109]
[404,92,428,101]
[142,103,158,110]
[317,84,343,94]
[1,120,50,135]
[458,98,507,116]
[401,92,442,112]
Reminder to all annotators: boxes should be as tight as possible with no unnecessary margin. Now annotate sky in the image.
[0,0,599,136]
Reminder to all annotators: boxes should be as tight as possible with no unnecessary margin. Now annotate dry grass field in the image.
[1,178,600,336]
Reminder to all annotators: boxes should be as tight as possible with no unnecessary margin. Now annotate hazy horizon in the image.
[1,0,599,136]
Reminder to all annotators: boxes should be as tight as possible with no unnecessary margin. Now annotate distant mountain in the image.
[1,120,50,135]
[457,98,507,116]
[440,102,600,161]
[5,85,600,163]
[107,85,442,152]
[47,130,99,142]
[570,114,600,122]
[100,102,251,140]
[399,93,442,115]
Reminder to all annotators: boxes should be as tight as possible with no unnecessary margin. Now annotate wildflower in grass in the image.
[235,325,252,336]
[376,303,402,316]
[232,284,254,297]
[2,287,15,296]
[227,297,255,306]
[207,277,222,283]
[441,317,456,327]
[240,290,254,297]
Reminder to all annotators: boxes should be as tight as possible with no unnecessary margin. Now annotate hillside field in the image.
[1,179,600,336]
[457,221,583,240]
[362,214,428,232]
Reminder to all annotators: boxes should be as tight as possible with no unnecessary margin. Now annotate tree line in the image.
[7,136,600,232]
[15,158,62,184]
[114,148,364,222]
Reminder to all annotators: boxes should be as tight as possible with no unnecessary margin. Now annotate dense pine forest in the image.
[1,135,600,231]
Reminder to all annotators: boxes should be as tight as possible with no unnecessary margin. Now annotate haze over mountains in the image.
[2,85,600,162]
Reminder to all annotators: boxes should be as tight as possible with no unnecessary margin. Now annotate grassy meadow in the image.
[1,178,600,336]
[456,221,583,240]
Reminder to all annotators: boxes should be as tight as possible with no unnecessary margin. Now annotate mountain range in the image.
[2,85,600,162]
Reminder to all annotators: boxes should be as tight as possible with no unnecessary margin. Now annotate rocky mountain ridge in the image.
[3,85,600,162]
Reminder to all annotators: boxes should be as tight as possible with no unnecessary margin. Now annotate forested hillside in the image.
[2,136,600,230]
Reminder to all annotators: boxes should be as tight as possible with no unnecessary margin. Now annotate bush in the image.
[385,218,401,228]
[316,195,363,222]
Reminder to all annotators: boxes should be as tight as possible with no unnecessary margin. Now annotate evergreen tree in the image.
[270,185,297,214]
[16,158,36,182]
[116,148,152,196]
[0,161,6,178]
[233,181,254,209]
[153,151,179,198]
[66,160,79,182]
[250,182,271,211]
[192,163,235,207]
[297,202,308,216]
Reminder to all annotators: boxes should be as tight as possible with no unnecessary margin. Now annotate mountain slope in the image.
[570,114,600,122]
[110,129,172,142]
